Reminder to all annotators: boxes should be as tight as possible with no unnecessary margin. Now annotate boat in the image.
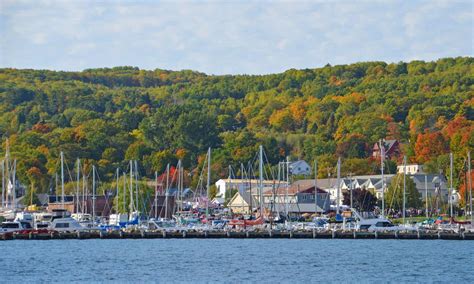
[1,220,31,233]
[352,209,414,232]
[49,217,86,232]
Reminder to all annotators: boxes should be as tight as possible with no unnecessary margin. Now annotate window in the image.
[1,223,19,229]
[55,223,70,228]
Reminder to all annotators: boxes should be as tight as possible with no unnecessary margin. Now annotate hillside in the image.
[0,57,473,193]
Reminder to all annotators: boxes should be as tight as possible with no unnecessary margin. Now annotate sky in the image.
[0,0,472,75]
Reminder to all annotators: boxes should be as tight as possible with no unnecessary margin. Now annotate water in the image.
[1,239,473,283]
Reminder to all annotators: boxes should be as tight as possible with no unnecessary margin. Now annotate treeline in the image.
[0,57,472,195]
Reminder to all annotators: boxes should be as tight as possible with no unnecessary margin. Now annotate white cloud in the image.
[0,0,472,74]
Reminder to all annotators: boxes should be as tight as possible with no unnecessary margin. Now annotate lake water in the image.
[1,239,473,283]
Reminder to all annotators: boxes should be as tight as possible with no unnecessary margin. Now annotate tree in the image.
[414,131,448,164]
[385,174,422,210]
[343,188,377,212]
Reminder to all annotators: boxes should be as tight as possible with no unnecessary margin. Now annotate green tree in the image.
[385,174,422,210]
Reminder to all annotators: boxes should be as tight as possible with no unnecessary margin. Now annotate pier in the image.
[2,230,474,241]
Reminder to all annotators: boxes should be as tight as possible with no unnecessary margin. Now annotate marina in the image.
[2,228,474,241]
[1,143,473,241]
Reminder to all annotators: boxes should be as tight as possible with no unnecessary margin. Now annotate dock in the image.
[2,230,474,240]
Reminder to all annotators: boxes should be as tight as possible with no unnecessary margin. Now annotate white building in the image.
[289,160,311,175]
[215,178,276,198]
[397,164,425,175]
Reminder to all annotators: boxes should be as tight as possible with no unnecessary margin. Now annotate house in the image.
[215,178,276,199]
[372,139,400,160]
[289,160,312,175]
[262,182,330,214]
[227,189,259,214]
[408,174,448,200]
[296,172,448,207]
[397,164,425,175]
[47,195,114,217]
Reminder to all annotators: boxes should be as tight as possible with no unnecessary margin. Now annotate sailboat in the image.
[229,146,265,228]
[0,139,19,221]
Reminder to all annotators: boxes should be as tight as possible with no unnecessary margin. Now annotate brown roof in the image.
[262,183,328,196]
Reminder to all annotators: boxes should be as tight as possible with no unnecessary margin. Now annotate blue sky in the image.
[0,0,472,75]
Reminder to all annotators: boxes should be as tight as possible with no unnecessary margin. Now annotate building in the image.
[45,195,114,217]
[296,172,448,207]
[397,164,425,175]
[227,189,259,214]
[372,139,400,160]
[262,182,330,214]
[289,160,312,175]
[215,178,276,199]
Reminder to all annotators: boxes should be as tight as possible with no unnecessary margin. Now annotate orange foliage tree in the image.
[459,170,473,208]
[414,131,448,164]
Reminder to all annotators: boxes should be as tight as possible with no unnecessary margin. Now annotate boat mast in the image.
[92,165,96,223]
[134,160,139,213]
[449,152,453,217]
[349,173,353,210]
[259,145,263,218]
[154,170,158,219]
[228,165,232,201]
[380,140,385,217]
[76,159,80,214]
[336,157,341,215]
[61,151,65,209]
[403,156,406,224]
[122,171,126,213]
[1,159,4,208]
[285,156,289,219]
[4,139,10,208]
[82,171,86,214]
[180,160,184,212]
[468,151,472,224]
[116,167,119,214]
[248,162,252,215]
[165,163,170,219]
[129,160,133,213]
[425,175,428,218]
[314,160,318,215]
[12,159,16,209]
[206,147,211,222]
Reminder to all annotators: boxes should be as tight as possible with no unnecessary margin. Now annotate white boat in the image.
[352,209,414,232]
[49,217,86,232]
[1,220,31,233]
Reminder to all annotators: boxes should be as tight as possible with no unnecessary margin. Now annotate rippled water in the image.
[1,239,473,282]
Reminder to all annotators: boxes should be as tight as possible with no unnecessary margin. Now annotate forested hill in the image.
[0,57,473,193]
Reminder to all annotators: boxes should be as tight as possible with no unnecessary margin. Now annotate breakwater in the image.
[2,230,474,240]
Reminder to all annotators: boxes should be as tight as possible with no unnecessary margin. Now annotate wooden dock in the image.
[1,230,474,240]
